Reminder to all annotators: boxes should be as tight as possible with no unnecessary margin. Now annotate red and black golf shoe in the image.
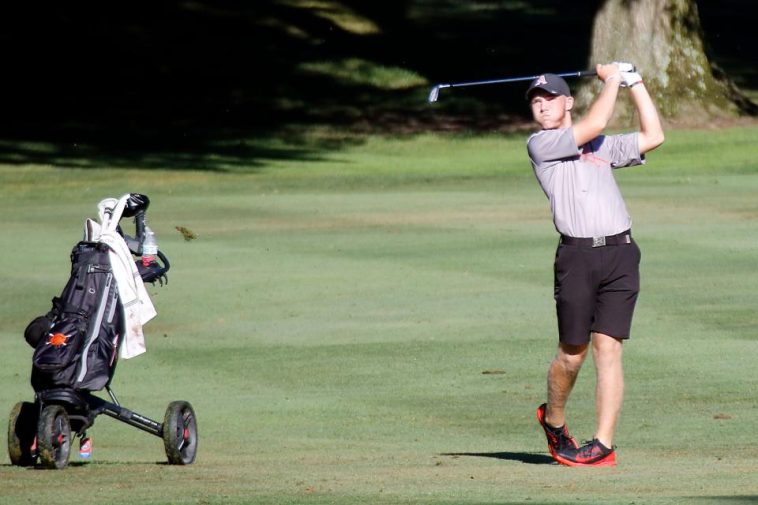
[554,438,616,467]
[536,403,578,459]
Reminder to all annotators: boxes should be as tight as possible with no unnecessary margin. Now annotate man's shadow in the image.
[441,452,555,465]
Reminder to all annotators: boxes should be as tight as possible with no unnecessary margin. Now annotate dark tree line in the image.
[0,1,753,168]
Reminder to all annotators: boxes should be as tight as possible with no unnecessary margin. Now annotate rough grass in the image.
[1,126,757,504]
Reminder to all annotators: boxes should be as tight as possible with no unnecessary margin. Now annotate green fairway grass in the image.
[1,126,757,504]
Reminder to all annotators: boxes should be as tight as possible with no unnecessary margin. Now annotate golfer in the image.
[526,63,664,466]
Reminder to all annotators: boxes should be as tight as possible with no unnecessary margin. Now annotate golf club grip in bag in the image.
[120,195,170,284]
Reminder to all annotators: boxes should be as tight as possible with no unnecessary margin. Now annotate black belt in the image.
[560,230,632,248]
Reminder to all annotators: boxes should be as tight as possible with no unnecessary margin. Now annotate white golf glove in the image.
[620,71,643,88]
[613,61,636,73]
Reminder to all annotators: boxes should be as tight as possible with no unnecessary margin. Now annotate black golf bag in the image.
[9,193,197,470]
[28,242,124,393]
[24,193,168,393]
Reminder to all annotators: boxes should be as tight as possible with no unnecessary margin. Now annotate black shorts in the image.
[553,234,641,345]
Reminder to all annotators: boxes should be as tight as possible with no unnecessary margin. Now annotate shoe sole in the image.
[553,452,617,467]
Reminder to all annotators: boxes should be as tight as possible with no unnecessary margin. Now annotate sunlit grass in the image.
[0,126,757,504]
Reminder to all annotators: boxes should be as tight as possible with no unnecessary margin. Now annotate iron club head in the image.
[428,85,440,103]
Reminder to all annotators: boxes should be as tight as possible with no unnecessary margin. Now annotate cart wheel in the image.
[163,401,197,465]
[8,401,38,466]
[37,405,71,469]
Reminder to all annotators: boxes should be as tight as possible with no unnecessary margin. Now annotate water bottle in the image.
[79,436,92,460]
[142,226,158,267]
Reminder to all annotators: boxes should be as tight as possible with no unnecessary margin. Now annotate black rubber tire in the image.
[37,405,71,469]
[8,401,38,466]
[163,401,198,465]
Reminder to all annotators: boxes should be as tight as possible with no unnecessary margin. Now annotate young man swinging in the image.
[526,63,664,467]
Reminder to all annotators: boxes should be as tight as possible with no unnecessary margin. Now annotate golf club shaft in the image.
[428,70,597,103]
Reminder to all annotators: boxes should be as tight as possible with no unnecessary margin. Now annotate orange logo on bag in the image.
[47,332,69,347]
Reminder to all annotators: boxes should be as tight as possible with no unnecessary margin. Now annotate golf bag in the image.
[24,193,169,394]
[28,242,123,392]
[9,193,197,470]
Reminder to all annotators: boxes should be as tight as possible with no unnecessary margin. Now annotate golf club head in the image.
[428,85,440,103]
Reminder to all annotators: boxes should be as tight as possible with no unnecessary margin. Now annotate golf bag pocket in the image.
[32,318,87,387]
[24,314,55,348]
[75,306,122,391]
[33,318,86,370]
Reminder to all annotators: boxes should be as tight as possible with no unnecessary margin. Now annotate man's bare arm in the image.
[572,63,622,147]
[630,83,665,154]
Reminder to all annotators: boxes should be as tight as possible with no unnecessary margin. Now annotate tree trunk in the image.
[576,0,755,125]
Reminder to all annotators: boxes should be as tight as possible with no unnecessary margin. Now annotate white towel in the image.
[85,194,156,359]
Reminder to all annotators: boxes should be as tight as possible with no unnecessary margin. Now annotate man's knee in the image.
[555,342,588,373]
[591,332,623,367]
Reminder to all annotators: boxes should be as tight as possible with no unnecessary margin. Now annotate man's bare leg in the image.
[592,332,624,447]
[545,342,589,428]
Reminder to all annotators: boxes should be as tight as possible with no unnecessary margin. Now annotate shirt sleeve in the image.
[602,132,645,169]
[526,128,578,165]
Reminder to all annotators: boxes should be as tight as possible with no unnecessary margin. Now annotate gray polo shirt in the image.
[527,128,644,238]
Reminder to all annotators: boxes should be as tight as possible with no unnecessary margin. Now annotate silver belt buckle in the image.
[592,236,606,248]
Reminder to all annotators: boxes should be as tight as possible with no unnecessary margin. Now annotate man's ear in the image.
[565,96,574,111]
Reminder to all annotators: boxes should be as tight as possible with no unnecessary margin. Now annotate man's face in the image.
[529,90,573,130]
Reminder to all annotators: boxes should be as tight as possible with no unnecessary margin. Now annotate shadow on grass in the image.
[441,451,555,465]
[0,131,336,173]
[0,460,178,470]
[692,498,758,504]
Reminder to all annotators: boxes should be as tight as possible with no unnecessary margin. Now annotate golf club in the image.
[428,69,598,103]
